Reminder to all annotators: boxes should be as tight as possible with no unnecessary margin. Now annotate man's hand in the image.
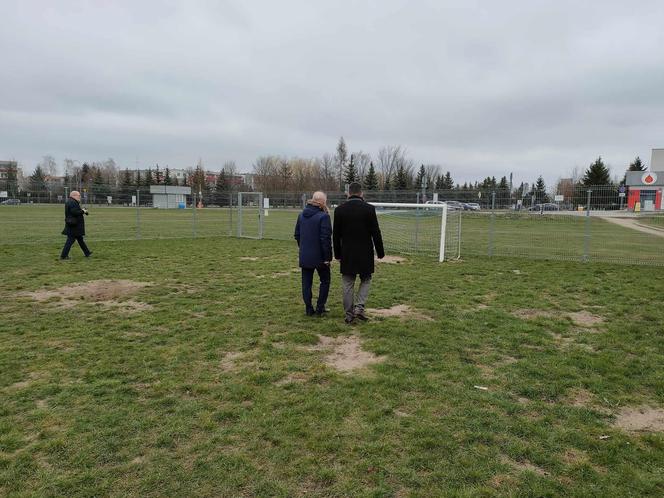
[83,208,89,215]
[324,261,331,266]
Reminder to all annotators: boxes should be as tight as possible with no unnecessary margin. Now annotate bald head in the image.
[70,191,81,201]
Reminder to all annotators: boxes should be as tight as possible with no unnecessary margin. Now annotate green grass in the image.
[3,205,664,265]
[1,237,663,496]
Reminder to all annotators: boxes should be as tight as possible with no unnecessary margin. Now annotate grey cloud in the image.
[1,0,664,185]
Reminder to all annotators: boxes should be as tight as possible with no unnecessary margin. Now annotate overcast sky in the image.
[1,0,664,185]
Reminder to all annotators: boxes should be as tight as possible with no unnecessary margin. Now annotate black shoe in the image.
[315,307,329,316]
[344,316,355,325]
[353,310,368,321]
[85,252,93,258]
[306,309,316,316]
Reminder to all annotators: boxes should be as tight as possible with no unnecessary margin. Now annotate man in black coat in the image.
[333,182,384,324]
[60,190,92,260]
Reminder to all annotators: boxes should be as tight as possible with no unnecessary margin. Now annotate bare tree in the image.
[377,145,413,189]
[352,151,372,184]
[335,137,348,190]
[40,155,58,177]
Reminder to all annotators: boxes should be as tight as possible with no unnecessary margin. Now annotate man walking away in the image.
[294,191,332,316]
[60,190,92,260]
[333,182,384,324]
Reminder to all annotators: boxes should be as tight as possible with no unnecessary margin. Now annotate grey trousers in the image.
[341,273,372,319]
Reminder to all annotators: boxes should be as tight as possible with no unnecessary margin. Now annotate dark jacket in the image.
[333,196,384,275]
[294,203,332,269]
[61,198,86,237]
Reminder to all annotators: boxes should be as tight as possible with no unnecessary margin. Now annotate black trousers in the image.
[61,235,91,258]
[301,264,331,313]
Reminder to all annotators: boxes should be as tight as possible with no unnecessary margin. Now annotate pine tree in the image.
[628,156,646,171]
[164,167,172,185]
[383,172,392,191]
[336,136,348,190]
[144,168,153,187]
[30,165,47,193]
[415,165,426,189]
[80,163,91,184]
[582,156,612,186]
[216,169,228,191]
[533,175,549,203]
[344,154,357,184]
[443,171,454,190]
[135,169,141,187]
[364,162,378,190]
[498,176,509,189]
[154,165,162,184]
[395,165,408,190]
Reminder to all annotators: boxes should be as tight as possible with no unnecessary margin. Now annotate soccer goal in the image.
[237,192,264,239]
[369,202,457,262]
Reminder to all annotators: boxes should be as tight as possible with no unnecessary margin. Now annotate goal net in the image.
[237,192,264,239]
[369,202,460,262]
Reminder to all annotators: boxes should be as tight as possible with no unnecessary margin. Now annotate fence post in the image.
[228,192,233,236]
[192,192,197,238]
[583,189,591,262]
[136,189,141,239]
[488,191,496,257]
[457,207,462,259]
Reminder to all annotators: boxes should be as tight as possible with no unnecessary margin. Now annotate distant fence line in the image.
[0,184,640,212]
[2,187,663,266]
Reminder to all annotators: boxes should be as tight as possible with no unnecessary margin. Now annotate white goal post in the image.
[369,202,449,262]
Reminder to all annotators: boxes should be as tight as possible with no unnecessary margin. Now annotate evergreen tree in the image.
[383,172,392,190]
[498,176,509,190]
[415,164,426,189]
[216,169,229,191]
[92,167,109,200]
[80,163,91,184]
[394,165,408,190]
[443,171,454,189]
[533,175,548,203]
[628,156,646,171]
[164,167,172,185]
[135,169,141,187]
[29,165,47,194]
[582,156,612,186]
[344,154,357,184]
[154,165,163,184]
[144,168,153,187]
[364,162,378,190]
[336,136,348,190]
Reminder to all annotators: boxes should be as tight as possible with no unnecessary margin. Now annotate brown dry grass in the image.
[367,304,433,321]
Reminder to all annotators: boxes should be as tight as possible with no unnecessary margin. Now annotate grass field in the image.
[1,237,663,496]
[2,205,664,266]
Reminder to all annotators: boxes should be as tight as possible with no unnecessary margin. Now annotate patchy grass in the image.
[0,237,663,496]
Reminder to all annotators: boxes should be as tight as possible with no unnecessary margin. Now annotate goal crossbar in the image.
[369,202,448,262]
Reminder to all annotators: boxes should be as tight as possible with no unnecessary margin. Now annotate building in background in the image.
[150,185,191,209]
[626,148,664,211]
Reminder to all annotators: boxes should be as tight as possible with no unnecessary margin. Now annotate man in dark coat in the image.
[60,190,92,260]
[333,182,384,324]
[294,191,332,316]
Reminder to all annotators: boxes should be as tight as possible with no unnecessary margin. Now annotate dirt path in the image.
[603,217,664,238]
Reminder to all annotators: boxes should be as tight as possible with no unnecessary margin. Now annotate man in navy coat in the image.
[294,191,332,316]
[333,182,384,324]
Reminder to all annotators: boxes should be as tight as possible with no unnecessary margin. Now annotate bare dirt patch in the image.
[239,256,259,261]
[367,304,433,321]
[23,280,152,310]
[272,268,300,278]
[567,388,595,408]
[614,406,664,432]
[512,308,553,320]
[377,255,407,264]
[310,335,386,373]
[220,352,245,372]
[275,372,308,386]
[500,455,548,476]
[568,311,603,327]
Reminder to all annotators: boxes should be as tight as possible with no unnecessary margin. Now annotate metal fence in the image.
[2,186,663,265]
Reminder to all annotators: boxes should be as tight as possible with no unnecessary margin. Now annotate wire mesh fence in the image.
[1,185,663,265]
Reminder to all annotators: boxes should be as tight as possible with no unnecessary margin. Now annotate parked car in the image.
[463,202,481,211]
[528,203,559,212]
[424,200,463,211]
[1,199,20,205]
